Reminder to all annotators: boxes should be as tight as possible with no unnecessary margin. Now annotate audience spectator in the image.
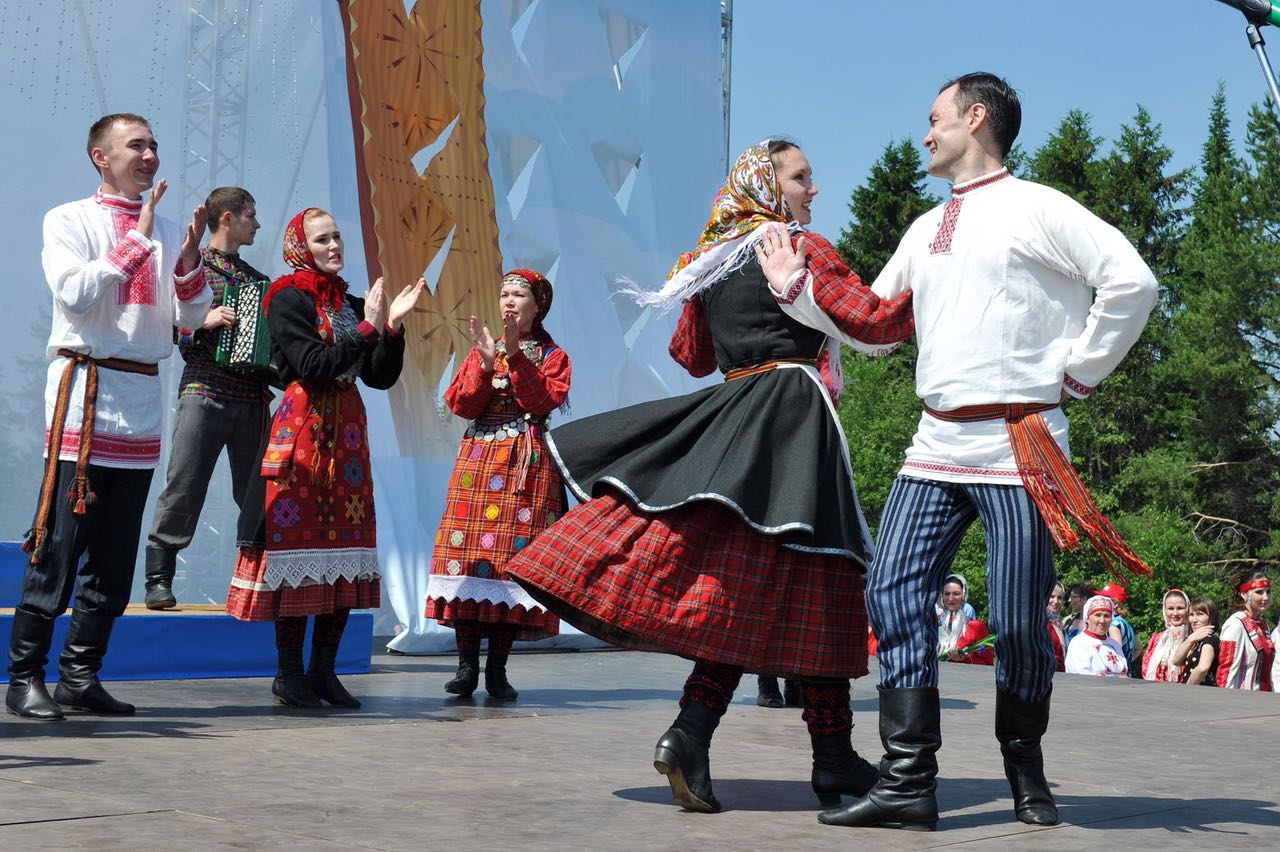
[937,575,994,665]
[1171,597,1220,687]
[1046,582,1066,672]
[1217,568,1274,691]
[1141,589,1189,683]
[1064,595,1128,677]
[1062,582,1096,646]
[1096,583,1137,671]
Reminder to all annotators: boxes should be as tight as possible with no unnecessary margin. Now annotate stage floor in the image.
[1,647,1277,850]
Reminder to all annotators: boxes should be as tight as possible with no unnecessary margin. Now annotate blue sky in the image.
[727,0,1271,234]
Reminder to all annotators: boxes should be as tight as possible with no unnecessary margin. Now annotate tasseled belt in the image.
[23,348,159,565]
[924,402,1152,582]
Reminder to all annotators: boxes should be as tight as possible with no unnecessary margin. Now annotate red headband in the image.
[1238,578,1271,594]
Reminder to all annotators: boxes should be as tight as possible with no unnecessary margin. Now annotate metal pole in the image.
[722,0,733,174]
[1247,24,1280,112]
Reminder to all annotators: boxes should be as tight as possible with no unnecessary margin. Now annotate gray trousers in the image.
[147,393,269,552]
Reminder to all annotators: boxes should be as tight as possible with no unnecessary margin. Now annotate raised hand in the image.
[363,277,387,329]
[137,178,168,240]
[387,277,427,330]
[753,224,807,295]
[470,315,497,371]
[501,311,521,355]
[179,203,208,272]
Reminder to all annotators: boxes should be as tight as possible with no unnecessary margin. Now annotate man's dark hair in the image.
[940,72,1021,159]
[206,187,256,232]
[86,113,151,163]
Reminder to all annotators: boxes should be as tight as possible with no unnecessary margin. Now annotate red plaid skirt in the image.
[226,547,381,620]
[504,492,868,678]
[425,427,564,640]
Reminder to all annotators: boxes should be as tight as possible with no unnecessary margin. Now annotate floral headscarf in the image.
[264,207,349,313]
[624,139,794,310]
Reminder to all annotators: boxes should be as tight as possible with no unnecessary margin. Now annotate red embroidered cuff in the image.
[1063,374,1094,398]
[357,320,380,340]
[775,269,809,305]
[175,265,205,301]
[107,231,154,278]
[384,323,404,338]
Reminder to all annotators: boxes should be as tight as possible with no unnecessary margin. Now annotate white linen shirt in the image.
[41,192,211,468]
[870,169,1158,484]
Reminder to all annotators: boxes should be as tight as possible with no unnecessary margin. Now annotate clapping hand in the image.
[363,277,387,329]
[179,204,208,272]
[387,277,427,330]
[470,315,498,371]
[501,311,521,356]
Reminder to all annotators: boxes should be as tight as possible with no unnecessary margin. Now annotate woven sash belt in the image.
[724,358,817,382]
[22,348,159,565]
[924,402,1152,582]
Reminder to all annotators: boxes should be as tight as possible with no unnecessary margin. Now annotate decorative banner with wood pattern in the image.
[340,0,503,460]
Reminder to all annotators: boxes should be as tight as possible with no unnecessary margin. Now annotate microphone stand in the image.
[1245,23,1280,113]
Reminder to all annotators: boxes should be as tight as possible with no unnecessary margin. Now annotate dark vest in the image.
[700,260,826,372]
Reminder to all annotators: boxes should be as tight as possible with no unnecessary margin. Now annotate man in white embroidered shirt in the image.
[5,114,212,720]
[760,72,1158,832]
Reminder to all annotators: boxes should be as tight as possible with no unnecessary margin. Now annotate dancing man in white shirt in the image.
[6,113,211,720]
[759,72,1158,831]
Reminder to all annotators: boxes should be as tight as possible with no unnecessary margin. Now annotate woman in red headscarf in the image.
[424,269,570,701]
[227,208,425,708]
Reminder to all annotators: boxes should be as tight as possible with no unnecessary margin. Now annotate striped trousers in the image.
[867,476,1057,702]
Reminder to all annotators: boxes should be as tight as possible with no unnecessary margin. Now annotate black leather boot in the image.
[818,687,941,831]
[484,652,519,701]
[53,611,135,714]
[653,701,722,813]
[445,647,480,697]
[811,731,880,807]
[306,644,360,708]
[143,546,178,610]
[996,686,1059,825]
[272,648,322,708]
[5,607,63,720]
[784,678,803,707]
[756,675,784,708]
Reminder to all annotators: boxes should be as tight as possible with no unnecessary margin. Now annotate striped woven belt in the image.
[923,402,1058,422]
[724,358,817,382]
[23,349,160,565]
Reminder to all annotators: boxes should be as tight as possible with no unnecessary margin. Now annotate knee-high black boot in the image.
[446,647,481,697]
[996,686,1059,825]
[273,648,322,708]
[307,644,360,708]
[53,611,135,714]
[653,700,723,813]
[756,675,784,708]
[804,678,877,807]
[5,607,63,720]
[818,687,940,831]
[143,545,178,610]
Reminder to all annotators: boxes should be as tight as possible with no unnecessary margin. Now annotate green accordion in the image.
[214,279,275,377]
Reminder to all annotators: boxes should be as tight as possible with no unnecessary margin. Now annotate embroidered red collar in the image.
[93,190,143,213]
[952,168,1011,197]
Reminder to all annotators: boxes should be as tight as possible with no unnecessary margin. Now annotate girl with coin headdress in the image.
[424,269,570,701]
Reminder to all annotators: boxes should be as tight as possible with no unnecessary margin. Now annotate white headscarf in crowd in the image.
[1144,588,1189,682]
[937,574,970,657]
